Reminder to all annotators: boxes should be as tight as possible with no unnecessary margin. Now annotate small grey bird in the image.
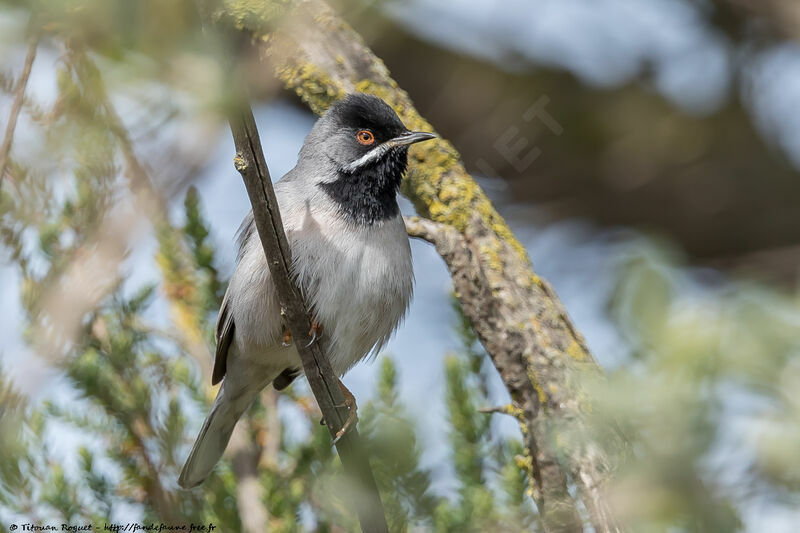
[178,93,436,488]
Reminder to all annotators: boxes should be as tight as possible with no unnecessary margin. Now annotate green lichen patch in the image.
[221,0,290,33]
[530,374,548,406]
[275,61,346,115]
[565,338,588,362]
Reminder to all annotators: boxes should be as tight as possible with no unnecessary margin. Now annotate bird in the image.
[178,93,436,488]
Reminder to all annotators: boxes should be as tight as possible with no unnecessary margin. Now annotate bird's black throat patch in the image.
[320,147,408,225]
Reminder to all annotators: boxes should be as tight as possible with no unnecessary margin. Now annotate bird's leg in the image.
[289,317,354,441]
[332,379,358,445]
[306,317,323,348]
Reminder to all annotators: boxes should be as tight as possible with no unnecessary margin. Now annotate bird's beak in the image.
[387,131,437,147]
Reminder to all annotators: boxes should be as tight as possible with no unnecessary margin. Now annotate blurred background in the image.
[2,0,800,531]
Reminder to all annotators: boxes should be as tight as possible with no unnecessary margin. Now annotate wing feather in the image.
[212,288,235,386]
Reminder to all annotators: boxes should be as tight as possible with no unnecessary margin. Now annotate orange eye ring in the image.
[356,129,375,145]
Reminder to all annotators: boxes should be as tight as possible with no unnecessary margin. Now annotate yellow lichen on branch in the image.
[274,62,345,115]
[219,0,289,31]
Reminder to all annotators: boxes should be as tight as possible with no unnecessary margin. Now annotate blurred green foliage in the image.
[585,242,800,531]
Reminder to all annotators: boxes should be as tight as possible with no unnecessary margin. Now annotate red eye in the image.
[356,129,375,145]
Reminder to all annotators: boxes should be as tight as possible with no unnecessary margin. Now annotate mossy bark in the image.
[223,1,626,531]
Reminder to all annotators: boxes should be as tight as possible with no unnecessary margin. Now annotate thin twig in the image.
[0,33,39,187]
[128,419,181,523]
[478,404,521,416]
[228,102,389,533]
[229,421,271,533]
[60,47,273,529]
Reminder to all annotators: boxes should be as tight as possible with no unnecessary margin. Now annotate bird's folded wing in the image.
[212,288,235,385]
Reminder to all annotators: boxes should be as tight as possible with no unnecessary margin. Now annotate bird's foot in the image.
[281,328,292,347]
[305,318,323,348]
[332,379,358,445]
[281,318,322,348]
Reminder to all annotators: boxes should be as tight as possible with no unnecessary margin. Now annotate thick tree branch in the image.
[247,2,615,530]
[405,216,581,530]
[406,215,625,532]
[227,100,389,533]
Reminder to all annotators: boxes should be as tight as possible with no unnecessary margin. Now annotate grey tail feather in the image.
[178,383,242,489]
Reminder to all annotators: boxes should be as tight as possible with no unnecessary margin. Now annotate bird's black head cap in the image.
[315,93,435,225]
[330,93,407,142]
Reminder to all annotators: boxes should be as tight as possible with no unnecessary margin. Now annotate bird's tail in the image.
[178,378,265,489]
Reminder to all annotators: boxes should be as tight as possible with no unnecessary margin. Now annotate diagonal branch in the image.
[227,101,389,533]
[64,47,276,531]
[0,31,38,187]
